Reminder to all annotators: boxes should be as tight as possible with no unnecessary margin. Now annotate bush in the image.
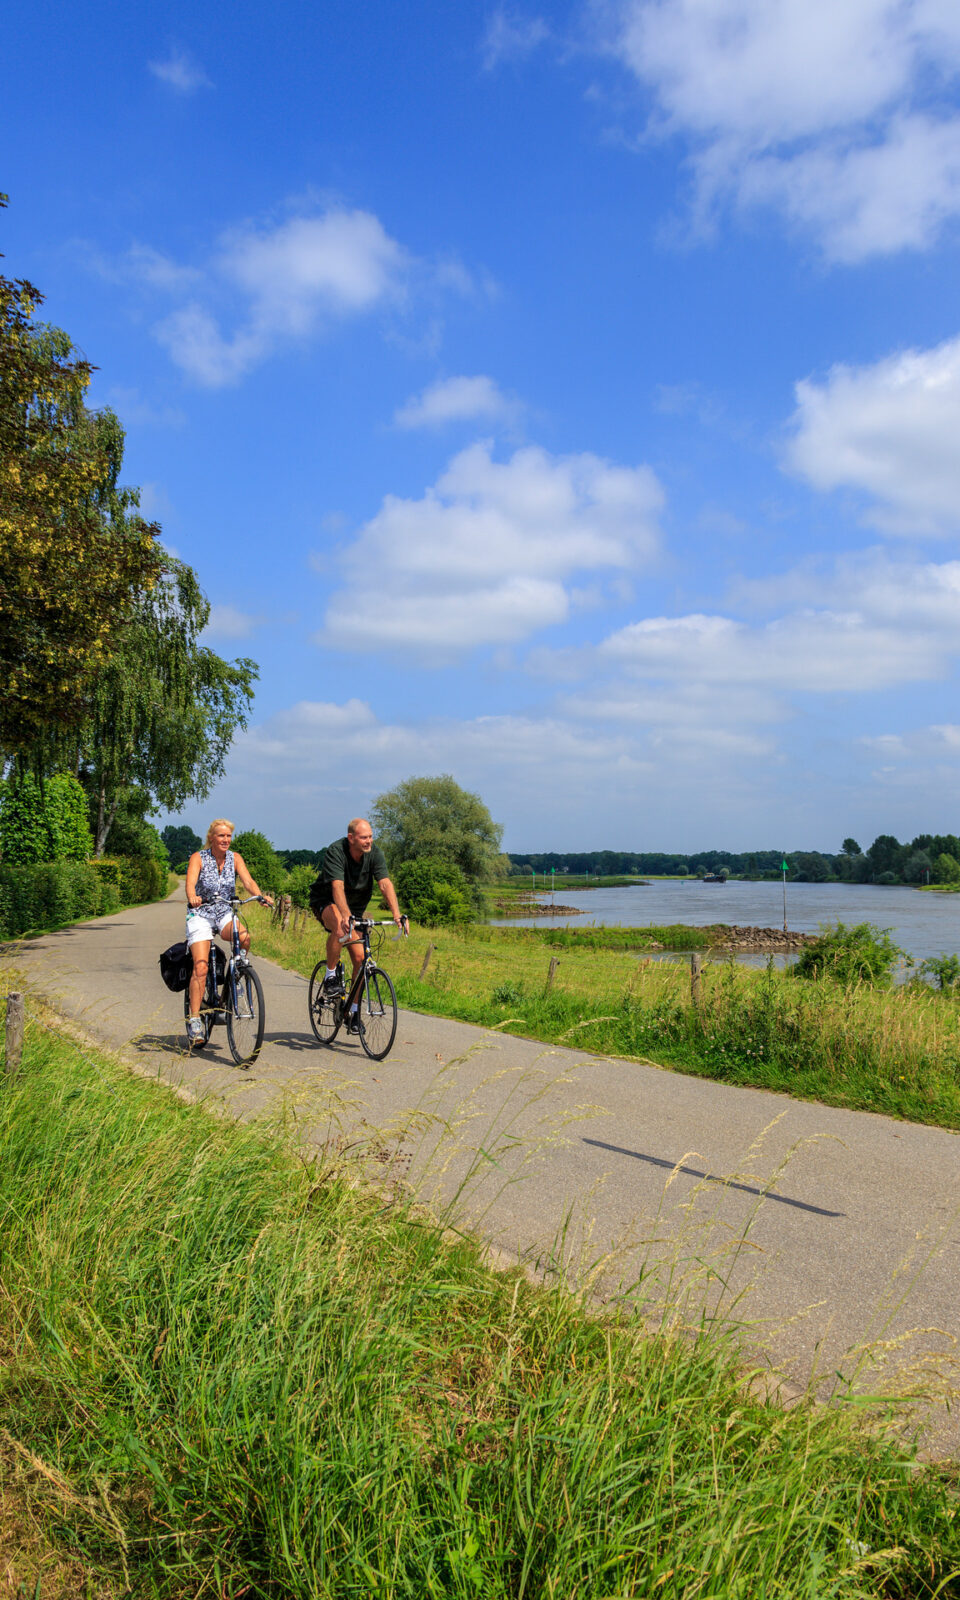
[232,830,285,894]
[919,953,960,991]
[794,922,903,988]
[393,856,476,926]
[0,773,92,864]
[0,860,104,937]
[285,863,318,909]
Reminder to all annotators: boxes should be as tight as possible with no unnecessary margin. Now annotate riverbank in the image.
[2,1010,957,1595]
[248,908,960,1131]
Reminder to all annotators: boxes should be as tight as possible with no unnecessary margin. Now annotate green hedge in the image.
[0,773,92,864]
[0,855,167,939]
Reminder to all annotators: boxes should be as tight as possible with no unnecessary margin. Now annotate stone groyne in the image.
[713,925,817,952]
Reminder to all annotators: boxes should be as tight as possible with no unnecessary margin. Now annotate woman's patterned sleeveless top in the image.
[194,848,236,925]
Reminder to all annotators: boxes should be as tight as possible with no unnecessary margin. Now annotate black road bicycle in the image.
[308,916,406,1061]
[184,894,266,1066]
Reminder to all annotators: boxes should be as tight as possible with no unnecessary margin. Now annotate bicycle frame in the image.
[196,894,260,1021]
[308,916,406,1059]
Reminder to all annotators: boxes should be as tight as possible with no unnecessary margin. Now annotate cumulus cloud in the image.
[150,208,408,385]
[600,608,948,692]
[148,48,211,93]
[604,0,960,259]
[785,335,960,534]
[205,605,263,641]
[394,374,519,429]
[317,440,664,651]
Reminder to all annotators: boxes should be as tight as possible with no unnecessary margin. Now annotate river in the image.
[496,880,960,967]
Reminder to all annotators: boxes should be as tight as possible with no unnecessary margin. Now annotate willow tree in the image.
[82,556,258,854]
[0,208,162,759]
[371,774,504,881]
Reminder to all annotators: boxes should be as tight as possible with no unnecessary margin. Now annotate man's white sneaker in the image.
[186,1017,205,1043]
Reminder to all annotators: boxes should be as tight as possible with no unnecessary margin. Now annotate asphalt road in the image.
[7,889,960,1456]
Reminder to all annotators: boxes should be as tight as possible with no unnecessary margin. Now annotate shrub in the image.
[794,922,903,988]
[919,953,960,991]
[0,773,91,864]
[285,863,317,909]
[232,830,285,894]
[393,856,476,926]
[0,860,104,936]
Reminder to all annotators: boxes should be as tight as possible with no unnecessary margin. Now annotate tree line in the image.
[508,835,960,886]
[0,196,255,874]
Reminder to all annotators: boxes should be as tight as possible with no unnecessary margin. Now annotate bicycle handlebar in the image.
[335,914,409,945]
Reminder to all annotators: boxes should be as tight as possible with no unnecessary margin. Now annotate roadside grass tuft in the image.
[1,1012,959,1595]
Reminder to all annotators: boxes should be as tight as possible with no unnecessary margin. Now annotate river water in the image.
[496,880,960,966]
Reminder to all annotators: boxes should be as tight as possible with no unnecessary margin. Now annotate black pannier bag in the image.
[159,940,192,992]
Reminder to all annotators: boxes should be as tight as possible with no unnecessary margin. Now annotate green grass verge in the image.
[252,910,960,1131]
[1,1010,958,1596]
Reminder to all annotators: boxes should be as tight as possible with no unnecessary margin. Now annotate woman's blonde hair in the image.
[206,818,235,846]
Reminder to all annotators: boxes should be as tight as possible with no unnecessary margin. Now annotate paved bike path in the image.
[6,890,960,1456]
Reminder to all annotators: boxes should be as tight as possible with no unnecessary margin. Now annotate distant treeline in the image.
[508,834,960,886]
[264,834,960,889]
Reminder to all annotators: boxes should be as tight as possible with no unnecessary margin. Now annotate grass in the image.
[1,1004,959,1597]
[251,909,960,1130]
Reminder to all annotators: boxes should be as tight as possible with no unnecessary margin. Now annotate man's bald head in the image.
[347,818,374,857]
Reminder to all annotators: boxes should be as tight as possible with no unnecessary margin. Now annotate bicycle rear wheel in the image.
[226,964,265,1066]
[358,964,397,1061]
[308,961,342,1044]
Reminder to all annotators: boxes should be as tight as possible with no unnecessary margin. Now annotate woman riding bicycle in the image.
[184,819,273,1044]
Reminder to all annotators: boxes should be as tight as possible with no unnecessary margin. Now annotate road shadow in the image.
[582,1137,845,1218]
[134,1028,335,1058]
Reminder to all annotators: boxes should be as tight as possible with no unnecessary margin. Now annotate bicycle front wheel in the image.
[226,965,265,1066]
[358,964,398,1061]
[308,961,341,1044]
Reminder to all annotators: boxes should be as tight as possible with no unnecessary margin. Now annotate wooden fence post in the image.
[546,956,559,993]
[690,953,703,1011]
[419,944,434,980]
[281,894,292,932]
[5,992,24,1076]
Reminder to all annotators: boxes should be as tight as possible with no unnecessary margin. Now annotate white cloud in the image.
[148,48,211,93]
[317,440,664,651]
[103,207,411,386]
[604,0,960,259]
[221,211,407,329]
[482,10,550,70]
[205,605,262,641]
[601,608,947,691]
[785,336,960,534]
[394,375,519,429]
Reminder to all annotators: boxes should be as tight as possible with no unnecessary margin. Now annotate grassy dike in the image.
[1,1003,959,1598]
[251,909,960,1131]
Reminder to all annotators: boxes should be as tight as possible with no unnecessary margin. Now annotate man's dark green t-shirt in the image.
[310,837,390,917]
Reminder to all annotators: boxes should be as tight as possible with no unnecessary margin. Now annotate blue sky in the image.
[6,0,960,852]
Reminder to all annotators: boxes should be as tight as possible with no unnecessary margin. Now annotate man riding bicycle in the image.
[309,817,404,1032]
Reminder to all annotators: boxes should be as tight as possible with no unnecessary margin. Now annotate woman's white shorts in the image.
[186,911,233,948]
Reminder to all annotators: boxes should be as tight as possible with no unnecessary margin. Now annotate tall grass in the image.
[249,909,960,1130]
[1,1014,958,1596]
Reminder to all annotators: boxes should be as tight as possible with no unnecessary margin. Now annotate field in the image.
[251,906,960,1131]
[1,1004,958,1597]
